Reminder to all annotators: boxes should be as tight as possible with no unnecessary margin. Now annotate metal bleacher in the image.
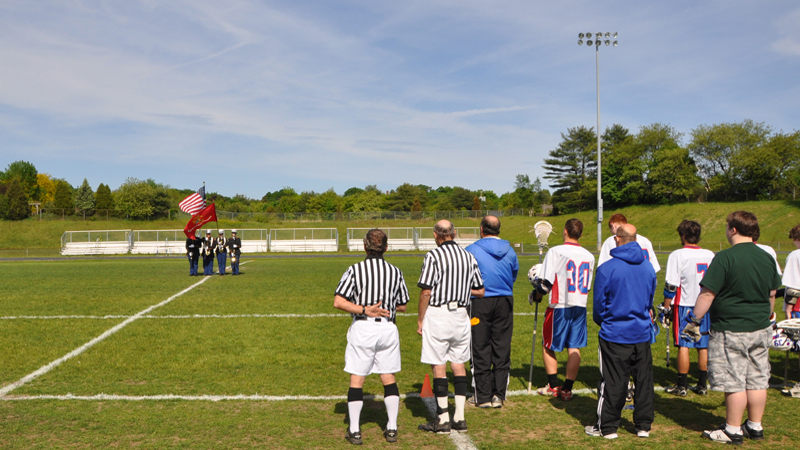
[268,228,338,252]
[60,230,132,256]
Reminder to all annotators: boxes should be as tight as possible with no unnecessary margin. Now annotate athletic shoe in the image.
[536,385,561,397]
[345,429,363,445]
[692,385,708,396]
[477,401,493,408]
[418,419,451,435]
[626,381,635,402]
[467,395,477,406]
[452,420,468,433]
[701,424,743,446]
[637,430,650,438]
[665,384,688,397]
[584,425,617,439]
[560,389,573,402]
[491,395,503,408]
[383,429,398,443]
[741,422,764,441]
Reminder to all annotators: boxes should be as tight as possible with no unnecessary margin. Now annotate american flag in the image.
[179,186,206,216]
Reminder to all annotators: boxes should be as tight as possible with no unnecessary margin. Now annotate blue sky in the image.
[1,1,799,199]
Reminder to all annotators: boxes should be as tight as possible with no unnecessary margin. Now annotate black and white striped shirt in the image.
[418,240,484,307]
[335,255,410,320]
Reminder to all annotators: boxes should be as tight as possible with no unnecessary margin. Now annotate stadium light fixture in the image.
[577,31,618,251]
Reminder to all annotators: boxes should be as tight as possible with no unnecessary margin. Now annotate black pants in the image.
[595,337,654,434]
[470,295,513,403]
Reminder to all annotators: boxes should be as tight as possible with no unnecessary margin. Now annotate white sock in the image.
[725,423,742,436]
[746,420,763,431]
[384,396,399,430]
[453,395,466,422]
[437,396,449,423]
[348,401,363,433]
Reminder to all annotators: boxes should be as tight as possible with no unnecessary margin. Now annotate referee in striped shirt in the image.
[417,220,485,435]
[334,229,410,445]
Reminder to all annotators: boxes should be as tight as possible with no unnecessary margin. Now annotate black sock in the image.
[453,376,468,396]
[384,383,399,398]
[678,373,688,387]
[563,379,575,392]
[698,370,708,387]
[433,378,449,415]
[348,387,363,402]
[547,374,560,389]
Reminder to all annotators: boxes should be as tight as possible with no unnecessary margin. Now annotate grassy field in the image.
[3,200,800,255]
[2,254,799,449]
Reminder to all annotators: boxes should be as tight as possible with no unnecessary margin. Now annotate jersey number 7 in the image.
[567,261,591,294]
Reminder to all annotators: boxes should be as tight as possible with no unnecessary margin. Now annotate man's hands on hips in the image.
[365,302,390,318]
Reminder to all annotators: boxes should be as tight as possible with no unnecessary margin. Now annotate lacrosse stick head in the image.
[533,221,553,250]
[777,319,800,343]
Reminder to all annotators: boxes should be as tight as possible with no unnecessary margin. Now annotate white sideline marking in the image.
[0,312,545,320]
[0,277,211,397]
[0,385,684,402]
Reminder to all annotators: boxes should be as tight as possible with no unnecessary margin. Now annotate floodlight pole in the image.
[578,32,617,251]
[595,45,602,252]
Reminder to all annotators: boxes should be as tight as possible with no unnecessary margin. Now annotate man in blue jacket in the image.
[466,215,519,408]
[587,224,657,439]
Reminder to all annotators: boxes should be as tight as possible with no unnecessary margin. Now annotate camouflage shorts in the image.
[708,327,771,392]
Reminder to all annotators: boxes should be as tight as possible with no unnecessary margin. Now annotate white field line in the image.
[0,386,680,402]
[420,397,478,450]
[0,277,211,397]
[0,312,545,320]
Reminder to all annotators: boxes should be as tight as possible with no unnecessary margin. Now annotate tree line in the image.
[544,119,800,213]
[2,118,796,220]
[0,161,550,220]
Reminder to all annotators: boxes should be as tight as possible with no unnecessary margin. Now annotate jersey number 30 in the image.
[567,261,591,294]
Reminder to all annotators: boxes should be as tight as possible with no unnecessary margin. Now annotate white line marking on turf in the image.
[1,312,545,320]
[0,277,211,398]
[421,397,479,450]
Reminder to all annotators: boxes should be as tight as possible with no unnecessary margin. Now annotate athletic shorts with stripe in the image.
[672,305,710,348]
[543,306,587,352]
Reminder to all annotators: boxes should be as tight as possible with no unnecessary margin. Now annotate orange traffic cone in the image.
[421,373,434,398]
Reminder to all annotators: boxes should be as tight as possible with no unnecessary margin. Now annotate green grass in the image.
[1,255,799,449]
[4,199,800,253]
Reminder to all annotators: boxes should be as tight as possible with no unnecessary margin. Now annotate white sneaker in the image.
[584,425,618,439]
[637,430,650,438]
[701,425,743,445]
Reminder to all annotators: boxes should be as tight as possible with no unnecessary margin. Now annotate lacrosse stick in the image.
[656,305,671,367]
[528,221,553,394]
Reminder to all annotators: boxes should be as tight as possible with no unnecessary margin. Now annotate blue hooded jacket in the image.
[466,237,519,297]
[592,241,657,344]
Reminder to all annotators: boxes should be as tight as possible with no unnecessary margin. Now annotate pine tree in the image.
[75,178,95,211]
[5,178,30,220]
[95,183,114,211]
[53,180,74,213]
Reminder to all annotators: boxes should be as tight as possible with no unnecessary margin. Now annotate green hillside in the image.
[2,200,800,252]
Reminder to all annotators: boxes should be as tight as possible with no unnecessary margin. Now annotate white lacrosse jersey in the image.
[782,249,800,289]
[664,245,715,307]
[756,243,782,275]
[598,234,661,272]
[540,243,596,308]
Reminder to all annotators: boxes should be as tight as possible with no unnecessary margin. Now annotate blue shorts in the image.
[543,306,587,352]
[793,311,800,319]
[673,305,710,348]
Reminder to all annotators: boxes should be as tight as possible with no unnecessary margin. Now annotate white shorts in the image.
[344,319,401,376]
[421,305,471,365]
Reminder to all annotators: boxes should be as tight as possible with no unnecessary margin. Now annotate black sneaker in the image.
[741,422,764,441]
[418,419,451,434]
[665,384,688,397]
[345,429,363,445]
[692,385,708,396]
[452,420,468,433]
[384,429,398,443]
[701,424,743,446]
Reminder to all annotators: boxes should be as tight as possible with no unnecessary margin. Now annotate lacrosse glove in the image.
[680,310,702,342]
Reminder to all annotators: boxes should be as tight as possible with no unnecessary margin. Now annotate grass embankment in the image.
[3,200,800,251]
[2,256,799,448]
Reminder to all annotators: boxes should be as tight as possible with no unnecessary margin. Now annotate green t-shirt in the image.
[700,242,781,332]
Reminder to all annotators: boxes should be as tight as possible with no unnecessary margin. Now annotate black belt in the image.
[435,303,467,309]
[354,316,395,324]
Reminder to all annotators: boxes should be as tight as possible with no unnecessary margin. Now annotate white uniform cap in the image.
[232,229,237,233]
[218,229,224,234]
[206,229,211,234]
